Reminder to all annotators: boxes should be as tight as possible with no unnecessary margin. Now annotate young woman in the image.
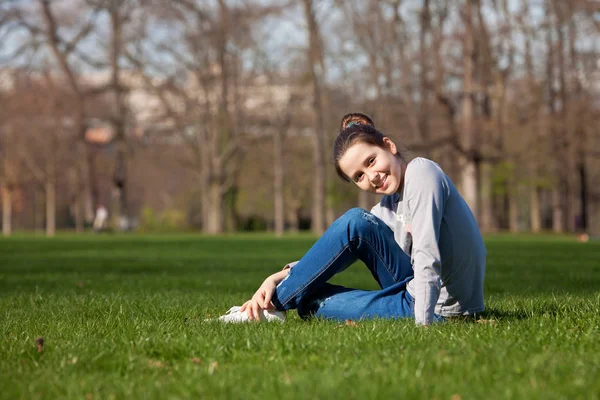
[215,113,486,326]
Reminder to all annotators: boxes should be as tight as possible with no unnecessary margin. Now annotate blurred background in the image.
[0,0,598,237]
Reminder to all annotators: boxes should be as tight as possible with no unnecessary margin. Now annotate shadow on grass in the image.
[463,299,587,323]
[474,308,530,322]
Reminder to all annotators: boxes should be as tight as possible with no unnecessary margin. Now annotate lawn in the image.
[1,233,599,399]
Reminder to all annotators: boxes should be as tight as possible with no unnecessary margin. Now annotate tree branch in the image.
[39,0,82,96]
[62,8,101,56]
[17,146,45,183]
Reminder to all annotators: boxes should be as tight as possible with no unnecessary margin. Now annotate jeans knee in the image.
[341,207,380,233]
[342,207,364,220]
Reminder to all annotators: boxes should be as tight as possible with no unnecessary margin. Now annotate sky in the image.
[0,0,598,82]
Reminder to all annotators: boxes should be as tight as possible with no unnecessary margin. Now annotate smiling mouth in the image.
[375,174,388,189]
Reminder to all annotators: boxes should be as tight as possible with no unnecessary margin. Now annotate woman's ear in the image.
[383,137,398,155]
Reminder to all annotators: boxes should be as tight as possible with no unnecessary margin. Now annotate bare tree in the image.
[36,0,102,231]
[14,79,58,237]
[0,124,19,236]
[0,70,80,236]
[271,94,300,236]
[516,0,544,233]
[127,0,283,233]
[302,0,327,235]
[459,0,479,222]
[104,0,132,230]
[1,0,599,235]
[568,1,590,234]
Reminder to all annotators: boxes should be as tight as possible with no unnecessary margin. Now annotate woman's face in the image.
[338,138,404,195]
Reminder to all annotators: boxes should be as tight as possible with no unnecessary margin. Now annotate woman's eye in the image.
[355,173,363,182]
[368,157,375,165]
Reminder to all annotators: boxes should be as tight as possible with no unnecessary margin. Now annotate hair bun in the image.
[340,113,375,131]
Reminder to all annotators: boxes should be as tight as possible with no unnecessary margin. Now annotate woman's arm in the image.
[269,269,290,286]
[405,159,448,326]
[240,268,290,320]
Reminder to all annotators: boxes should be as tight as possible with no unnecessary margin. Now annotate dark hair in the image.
[339,112,375,130]
[333,113,404,182]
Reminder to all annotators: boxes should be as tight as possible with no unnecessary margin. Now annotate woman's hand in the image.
[240,276,277,320]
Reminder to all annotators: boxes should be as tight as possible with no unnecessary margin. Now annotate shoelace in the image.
[224,306,242,314]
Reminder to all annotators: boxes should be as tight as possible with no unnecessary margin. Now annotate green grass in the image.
[1,233,599,399]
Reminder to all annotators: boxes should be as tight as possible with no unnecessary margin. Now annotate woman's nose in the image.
[367,171,379,185]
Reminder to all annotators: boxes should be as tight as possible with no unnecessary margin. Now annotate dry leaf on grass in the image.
[148,359,165,368]
[66,356,78,365]
[191,357,202,364]
[476,319,497,326]
[530,377,538,389]
[281,372,292,385]
[208,361,219,375]
[451,394,462,400]
[345,320,358,327]
[35,337,44,353]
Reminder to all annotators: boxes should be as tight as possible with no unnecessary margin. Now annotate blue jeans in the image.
[271,208,415,321]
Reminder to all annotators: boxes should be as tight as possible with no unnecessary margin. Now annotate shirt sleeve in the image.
[406,159,448,326]
[283,261,299,270]
[370,203,382,219]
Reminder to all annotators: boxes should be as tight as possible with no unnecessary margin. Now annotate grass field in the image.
[1,233,599,399]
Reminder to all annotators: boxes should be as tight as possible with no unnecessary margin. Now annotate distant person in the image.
[93,204,108,233]
[213,113,486,326]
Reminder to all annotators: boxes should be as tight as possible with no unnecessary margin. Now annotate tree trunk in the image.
[508,181,519,233]
[201,182,210,232]
[567,10,587,233]
[110,5,129,231]
[112,141,128,230]
[551,188,565,233]
[199,0,236,235]
[45,180,56,237]
[75,194,85,233]
[2,184,12,236]
[578,161,588,232]
[417,0,432,155]
[303,0,326,235]
[461,161,479,218]
[33,188,42,232]
[545,4,565,233]
[287,204,300,233]
[110,185,121,231]
[68,167,85,233]
[480,163,496,232]
[206,181,223,234]
[522,0,541,233]
[555,4,572,232]
[273,125,284,237]
[309,88,326,233]
[460,0,479,222]
[226,185,240,232]
[199,125,211,231]
[529,186,541,232]
[40,1,94,232]
[86,145,99,212]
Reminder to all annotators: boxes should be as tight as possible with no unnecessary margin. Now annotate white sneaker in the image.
[212,306,286,323]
